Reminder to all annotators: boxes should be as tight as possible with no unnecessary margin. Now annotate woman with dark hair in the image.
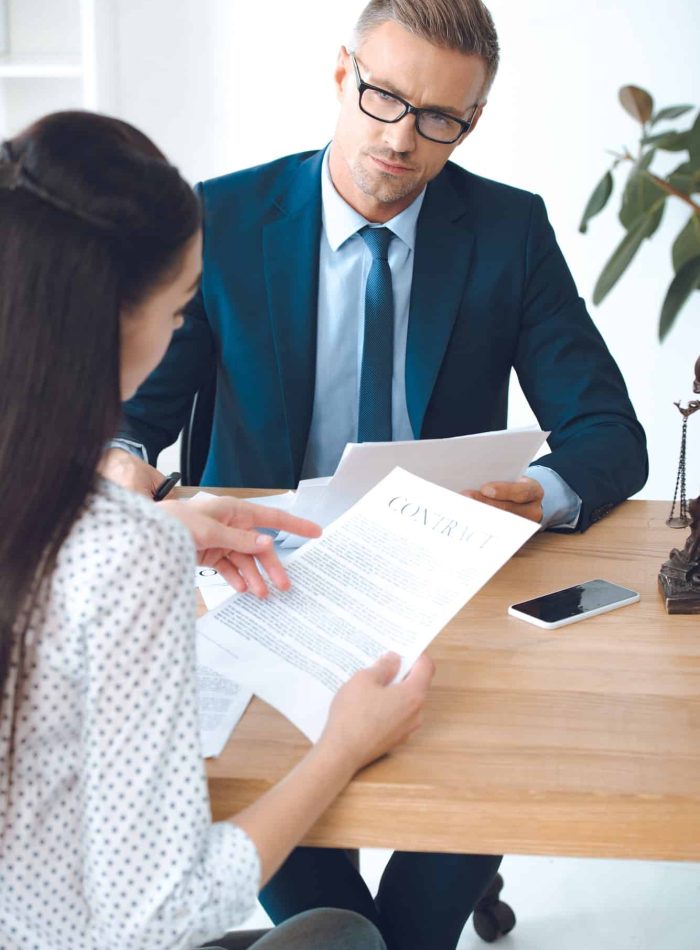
[0,111,433,950]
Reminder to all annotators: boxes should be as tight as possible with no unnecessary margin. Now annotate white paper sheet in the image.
[196,467,539,741]
[195,565,235,610]
[276,477,331,546]
[196,633,253,757]
[310,426,548,529]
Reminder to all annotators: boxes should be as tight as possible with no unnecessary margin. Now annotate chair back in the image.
[180,369,216,486]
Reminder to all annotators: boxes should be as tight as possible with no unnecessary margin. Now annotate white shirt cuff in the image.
[109,438,147,462]
[527,464,582,531]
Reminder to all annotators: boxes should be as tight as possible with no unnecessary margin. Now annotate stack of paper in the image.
[197,467,539,742]
[277,425,547,545]
[192,427,546,751]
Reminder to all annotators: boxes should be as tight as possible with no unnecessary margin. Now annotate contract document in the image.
[196,663,252,758]
[195,564,236,611]
[197,467,539,741]
[278,425,548,546]
[196,625,253,757]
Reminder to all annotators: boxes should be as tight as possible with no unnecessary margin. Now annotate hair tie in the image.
[0,141,21,190]
[0,139,119,232]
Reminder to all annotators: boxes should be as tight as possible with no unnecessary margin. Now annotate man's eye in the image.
[425,112,450,126]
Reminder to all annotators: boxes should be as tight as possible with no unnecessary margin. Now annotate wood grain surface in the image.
[183,490,700,861]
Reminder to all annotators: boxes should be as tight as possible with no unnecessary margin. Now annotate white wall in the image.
[108,1,700,498]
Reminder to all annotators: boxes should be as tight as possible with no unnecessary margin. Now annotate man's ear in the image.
[334,45,350,102]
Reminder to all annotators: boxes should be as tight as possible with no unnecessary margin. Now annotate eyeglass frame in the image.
[349,51,479,145]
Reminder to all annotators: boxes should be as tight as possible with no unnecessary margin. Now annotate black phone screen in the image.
[510,579,638,623]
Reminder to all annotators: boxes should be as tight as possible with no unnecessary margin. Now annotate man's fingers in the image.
[479,477,543,503]
[479,496,520,512]
[459,489,542,523]
[482,495,543,522]
[461,486,535,505]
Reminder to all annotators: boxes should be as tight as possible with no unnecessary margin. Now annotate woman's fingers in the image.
[243,502,322,540]
[213,559,248,593]
[189,494,322,540]
[254,545,293,591]
[221,552,270,598]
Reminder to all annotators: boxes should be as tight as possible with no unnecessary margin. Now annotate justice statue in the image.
[659,355,700,614]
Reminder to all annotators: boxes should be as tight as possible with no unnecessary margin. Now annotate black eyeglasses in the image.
[350,53,477,145]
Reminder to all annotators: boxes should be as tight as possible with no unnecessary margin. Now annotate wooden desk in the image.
[187,492,700,862]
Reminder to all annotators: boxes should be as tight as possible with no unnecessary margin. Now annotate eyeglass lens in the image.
[360,87,464,143]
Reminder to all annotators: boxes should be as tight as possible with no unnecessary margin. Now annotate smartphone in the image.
[508,579,640,629]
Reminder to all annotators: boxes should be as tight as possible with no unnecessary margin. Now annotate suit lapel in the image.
[406,168,475,437]
[263,151,324,484]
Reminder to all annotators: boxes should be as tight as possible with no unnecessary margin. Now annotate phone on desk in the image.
[508,579,640,629]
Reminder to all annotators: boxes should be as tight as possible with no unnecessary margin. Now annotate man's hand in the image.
[461,475,544,524]
[100,448,165,497]
[161,494,321,598]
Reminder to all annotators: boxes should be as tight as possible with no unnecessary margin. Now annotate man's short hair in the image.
[353,0,500,96]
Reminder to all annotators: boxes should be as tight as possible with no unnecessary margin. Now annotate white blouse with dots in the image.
[0,479,260,950]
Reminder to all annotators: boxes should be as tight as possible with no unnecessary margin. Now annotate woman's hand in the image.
[232,651,435,886]
[160,494,321,597]
[318,652,435,774]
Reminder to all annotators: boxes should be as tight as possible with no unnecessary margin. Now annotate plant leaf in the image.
[668,160,700,195]
[672,214,700,273]
[659,254,700,341]
[579,170,614,233]
[651,104,694,125]
[640,130,689,151]
[594,200,665,305]
[619,157,666,230]
[689,111,700,164]
[619,85,654,124]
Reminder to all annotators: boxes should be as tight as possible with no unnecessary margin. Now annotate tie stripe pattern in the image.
[358,225,394,443]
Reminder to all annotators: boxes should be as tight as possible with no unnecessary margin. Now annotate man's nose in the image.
[381,112,418,154]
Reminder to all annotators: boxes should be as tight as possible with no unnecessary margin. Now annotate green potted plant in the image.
[580,86,699,340]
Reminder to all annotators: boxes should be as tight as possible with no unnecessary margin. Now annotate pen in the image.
[153,471,181,502]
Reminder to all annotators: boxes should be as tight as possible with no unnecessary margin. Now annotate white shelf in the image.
[0,1,113,138]
[0,53,83,78]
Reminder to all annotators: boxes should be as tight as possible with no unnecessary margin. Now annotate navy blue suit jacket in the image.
[121,148,647,531]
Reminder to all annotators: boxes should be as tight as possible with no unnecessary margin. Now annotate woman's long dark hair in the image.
[0,111,200,801]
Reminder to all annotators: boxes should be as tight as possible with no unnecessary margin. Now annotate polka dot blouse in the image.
[0,479,260,949]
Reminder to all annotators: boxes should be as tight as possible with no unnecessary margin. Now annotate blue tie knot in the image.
[360,225,394,262]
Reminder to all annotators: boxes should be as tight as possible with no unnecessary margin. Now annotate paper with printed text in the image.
[196,467,539,740]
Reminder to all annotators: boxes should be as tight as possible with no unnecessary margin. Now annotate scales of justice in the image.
[658,355,700,614]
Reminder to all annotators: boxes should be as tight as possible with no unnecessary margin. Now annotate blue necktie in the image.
[358,226,394,443]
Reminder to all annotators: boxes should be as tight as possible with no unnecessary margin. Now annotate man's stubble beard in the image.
[351,156,421,205]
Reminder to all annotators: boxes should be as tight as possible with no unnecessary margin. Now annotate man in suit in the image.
[105,1,647,946]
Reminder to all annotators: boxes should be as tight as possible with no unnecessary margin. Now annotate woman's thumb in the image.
[370,652,402,685]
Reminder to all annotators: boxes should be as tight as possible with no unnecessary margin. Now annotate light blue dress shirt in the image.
[300,148,582,530]
[300,150,422,480]
[115,148,581,529]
